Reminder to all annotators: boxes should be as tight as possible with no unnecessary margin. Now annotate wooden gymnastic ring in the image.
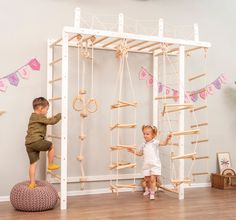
[72,95,83,112]
[87,98,98,113]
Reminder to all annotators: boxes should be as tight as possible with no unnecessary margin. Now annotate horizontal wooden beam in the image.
[93,36,108,45]
[190,105,207,112]
[49,96,62,101]
[48,134,61,139]
[189,73,206,81]
[110,123,136,130]
[155,95,179,100]
[159,185,178,194]
[191,122,208,128]
[49,77,62,84]
[195,156,209,160]
[172,129,200,136]
[192,172,209,176]
[110,145,137,151]
[171,178,191,185]
[103,38,121,47]
[191,139,208,144]
[172,152,196,160]
[138,42,160,51]
[49,58,62,66]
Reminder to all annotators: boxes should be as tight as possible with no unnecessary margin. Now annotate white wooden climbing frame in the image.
[47,7,211,209]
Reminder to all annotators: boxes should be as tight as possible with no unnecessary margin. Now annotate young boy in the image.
[25,97,61,189]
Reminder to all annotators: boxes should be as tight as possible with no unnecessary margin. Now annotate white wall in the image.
[0,0,236,197]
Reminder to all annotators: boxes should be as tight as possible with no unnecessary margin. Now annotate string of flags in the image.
[0,58,40,92]
[139,66,228,102]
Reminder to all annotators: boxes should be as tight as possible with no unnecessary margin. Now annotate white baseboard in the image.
[0,196,10,202]
[0,182,211,202]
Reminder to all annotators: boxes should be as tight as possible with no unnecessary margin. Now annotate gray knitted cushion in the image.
[10,180,58,212]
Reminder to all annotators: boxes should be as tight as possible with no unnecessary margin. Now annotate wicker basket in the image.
[211,173,236,190]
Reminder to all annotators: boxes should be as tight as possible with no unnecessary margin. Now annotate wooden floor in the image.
[1,188,236,220]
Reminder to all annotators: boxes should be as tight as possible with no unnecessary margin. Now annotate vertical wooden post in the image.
[178,45,185,200]
[153,53,158,127]
[194,23,199,41]
[61,29,69,210]
[74,8,81,29]
[118,13,124,33]
[47,39,53,183]
[159,18,164,38]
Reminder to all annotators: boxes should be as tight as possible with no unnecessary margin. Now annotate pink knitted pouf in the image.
[10,180,58,212]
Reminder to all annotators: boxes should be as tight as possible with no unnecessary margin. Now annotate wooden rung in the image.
[195,156,209,160]
[50,38,62,48]
[111,100,137,109]
[68,34,82,41]
[93,36,108,45]
[48,134,61,139]
[114,184,136,188]
[163,106,193,115]
[82,35,96,42]
[149,44,162,52]
[49,77,62,84]
[102,38,121,47]
[127,39,136,44]
[190,105,207,112]
[172,129,200,136]
[54,155,61,159]
[185,46,203,53]
[159,185,178,194]
[172,153,196,160]
[171,178,191,185]
[156,95,179,100]
[110,162,136,170]
[192,172,209,176]
[191,139,208,144]
[129,41,147,49]
[191,122,208,128]
[47,171,61,180]
[189,73,206,81]
[138,42,160,51]
[49,96,62,101]
[164,103,193,108]
[110,145,136,151]
[155,47,179,56]
[110,123,136,130]
[49,58,62,65]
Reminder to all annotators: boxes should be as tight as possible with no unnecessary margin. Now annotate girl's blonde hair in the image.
[142,125,158,137]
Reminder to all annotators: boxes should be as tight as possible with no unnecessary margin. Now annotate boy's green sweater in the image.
[25,113,61,145]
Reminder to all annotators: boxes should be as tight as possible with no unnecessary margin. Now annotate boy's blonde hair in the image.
[33,97,49,110]
[142,125,158,137]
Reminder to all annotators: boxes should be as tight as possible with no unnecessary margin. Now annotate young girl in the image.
[128,125,172,200]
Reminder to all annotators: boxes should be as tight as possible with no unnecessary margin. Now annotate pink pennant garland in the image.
[139,67,148,80]
[18,66,30,79]
[158,83,163,93]
[146,75,153,87]
[0,78,8,92]
[199,90,207,100]
[206,84,214,95]
[6,72,20,86]
[219,74,227,84]
[28,58,40,71]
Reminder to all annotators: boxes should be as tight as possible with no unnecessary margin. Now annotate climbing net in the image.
[156,44,209,193]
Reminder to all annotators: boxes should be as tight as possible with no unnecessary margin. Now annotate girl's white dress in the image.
[140,139,161,176]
